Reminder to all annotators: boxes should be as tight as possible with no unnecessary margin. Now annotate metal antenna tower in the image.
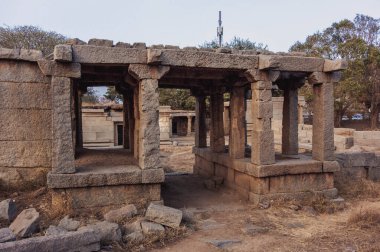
[217,11,223,47]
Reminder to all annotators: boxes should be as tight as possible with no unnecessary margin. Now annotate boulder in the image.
[0,199,17,221]
[58,216,80,231]
[45,225,68,236]
[140,221,165,236]
[0,228,16,243]
[82,221,121,243]
[104,204,137,223]
[145,203,182,228]
[123,231,144,243]
[9,208,40,238]
[123,218,142,235]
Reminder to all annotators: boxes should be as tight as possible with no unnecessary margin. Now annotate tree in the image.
[0,25,67,55]
[82,87,99,103]
[103,86,123,104]
[159,89,195,110]
[200,36,269,52]
[290,14,380,128]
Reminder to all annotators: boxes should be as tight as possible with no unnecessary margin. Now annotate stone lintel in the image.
[128,64,170,80]
[54,44,72,62]
[38,60,81,78]
[0,48,43,62]
[308,71,342,85]
[245,69,279,82]
[259,55,324,72]
[323,59,347,72]
[72,45,147,64]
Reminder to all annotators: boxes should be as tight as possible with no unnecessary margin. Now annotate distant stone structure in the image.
[0,39,347,208]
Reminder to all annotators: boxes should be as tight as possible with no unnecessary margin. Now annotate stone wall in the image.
[353,131,380,148]
[0,60,52,190]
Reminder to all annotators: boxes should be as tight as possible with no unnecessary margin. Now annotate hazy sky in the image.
[1,0,380,53]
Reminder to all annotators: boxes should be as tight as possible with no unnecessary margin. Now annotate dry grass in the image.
[347,207,380,229]
[336,177,380,199]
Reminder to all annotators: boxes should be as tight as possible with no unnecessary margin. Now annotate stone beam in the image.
[323,59,347,72]
[0,48,43,62]
[38,60,81,78]
[72,45,147,64]
[245,69,280,83]
[54,45,73,62]
[308,71,342,84]
[128,64,170,80]
[159,50,259,69]
[259,55,324,72]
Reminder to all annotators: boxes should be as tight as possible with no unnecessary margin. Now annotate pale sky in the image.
[1,0,380,53]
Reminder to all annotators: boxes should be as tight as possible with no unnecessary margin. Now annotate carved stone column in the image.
[229,86,246,159]
[194,95,207,148]
[210,88,225,153]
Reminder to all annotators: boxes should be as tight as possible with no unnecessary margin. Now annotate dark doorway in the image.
[117,124,123,146]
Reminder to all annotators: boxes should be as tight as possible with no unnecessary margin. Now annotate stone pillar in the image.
[229,86,246,159]
[308,72,338,161]
[129,64,170,169]
[282,87,298,155]
[210,90,225,153]
[187,116,192,136]
[133,87,139,159]
[122,93,130,149]
[51,77,75,173]
[195,96,207,148]
[245,69,277,165]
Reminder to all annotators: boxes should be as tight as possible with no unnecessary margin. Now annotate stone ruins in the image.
[0,38,347,210]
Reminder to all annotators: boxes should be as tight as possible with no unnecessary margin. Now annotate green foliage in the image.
[104,86,123,104]
[159,89,195,110]
[290,14,380,128]
[82,87,99,103]
[200,36,269,52]
[0,25,67,55]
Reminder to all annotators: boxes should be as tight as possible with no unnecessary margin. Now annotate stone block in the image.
[249,176,270,194]
[45,225,68,236]
[66,38,86,45]
[58,216,80,231]
[82,221,121,243]
[0,167,48,190]
[0,60,49,83]
[269,173,334,193]
[9,208,40,238]
[0,199,17,221]
[214,164,228,180]
[252,89,272,102]
[368,167,380,181]
[104,204,137,223]
[251,81,272,90]
[142,169,165,183]
[234,171,251,190]
[0,228,16,243]
[38,60,81,78]
[145,203,182,228]
[0,82,51,109]
[0,229,100,252]
[252,101,273,119]
[115,42,132,48]
[54,45,72,62]
[323,161,340,172]
[141,221,165,235]
[88,38,113,47]
[251,130,275,165]
[259,55,324,72]
[0,48,43,62]
[133,42,146,49]
[323,59,347,72]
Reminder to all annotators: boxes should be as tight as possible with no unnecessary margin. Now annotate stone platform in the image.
[193,147,339,204]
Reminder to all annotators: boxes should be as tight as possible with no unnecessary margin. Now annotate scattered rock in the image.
[83,221,122,243]
[133,42,146,49]
[207,239,241,249]
[303,206,318,216]
[330,197,346,211]
[242,224,269,235]
[123,231,144,243]
[9,208,40,238]
[123,218,142,235]
[216,48,232,54]
[289,204,301,211]
[0,199,17,221]
[45,225,68,236]
[66,38,86,45]
[30,187,47,198]
[0,228,16,243]
[58,216,80,231]
[199,219,226,230]
[141,221,165,236]
[104,204,137,223]
[259,201,270,209]
[88,38,113,47]
[181,209,195,224]
[145,203,183,228]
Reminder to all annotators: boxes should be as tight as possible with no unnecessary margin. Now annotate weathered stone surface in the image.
[123,219,142,234]
[0,167,48,190]
[9,208,40,238]
[0,60,49,83]
[0,199,17,221]
[133,42,146,49]
[140,221,165,235]
[54,45,72,62]
[282,88,298,155]
[128,64,170,80]
[145,203,182,228]
[210,91,225,153]
[323,161,340,172]
[0,229,100,252]
[241,224,268,235]
[58,216,80,231]
[123,231,144,243]
[83,221,121,243]
[72,45,146,64]
[0,109,51,141]
[251,130,275,165]
[66,38,86,45]
[0,48,43,62]
[0,228,15,243]
[216,48,232,54]
[195,96,207,148]
[159,50,258,69]
[269,173,334,193]
[115,42,131,48]
[0,141,51,168]
[47,166,142,188]
[164,45,180,49]
[147,49,162,64]
[323,59,347,72]
[38,60,80,78]
[142,169,165,183]
[229,86,245,159]
[0,82,51,109]
[88,38,113,47]
[104,204,137,222]
[259,55,324,72]
[51,184,161,209]
[207,239,242,249]
[51,77,75,173]
[45,225,68,236]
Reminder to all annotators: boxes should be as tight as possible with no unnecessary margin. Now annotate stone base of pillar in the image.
[193,147,338,206]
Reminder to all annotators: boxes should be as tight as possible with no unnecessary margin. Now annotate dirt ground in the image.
[1,143,380,251]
